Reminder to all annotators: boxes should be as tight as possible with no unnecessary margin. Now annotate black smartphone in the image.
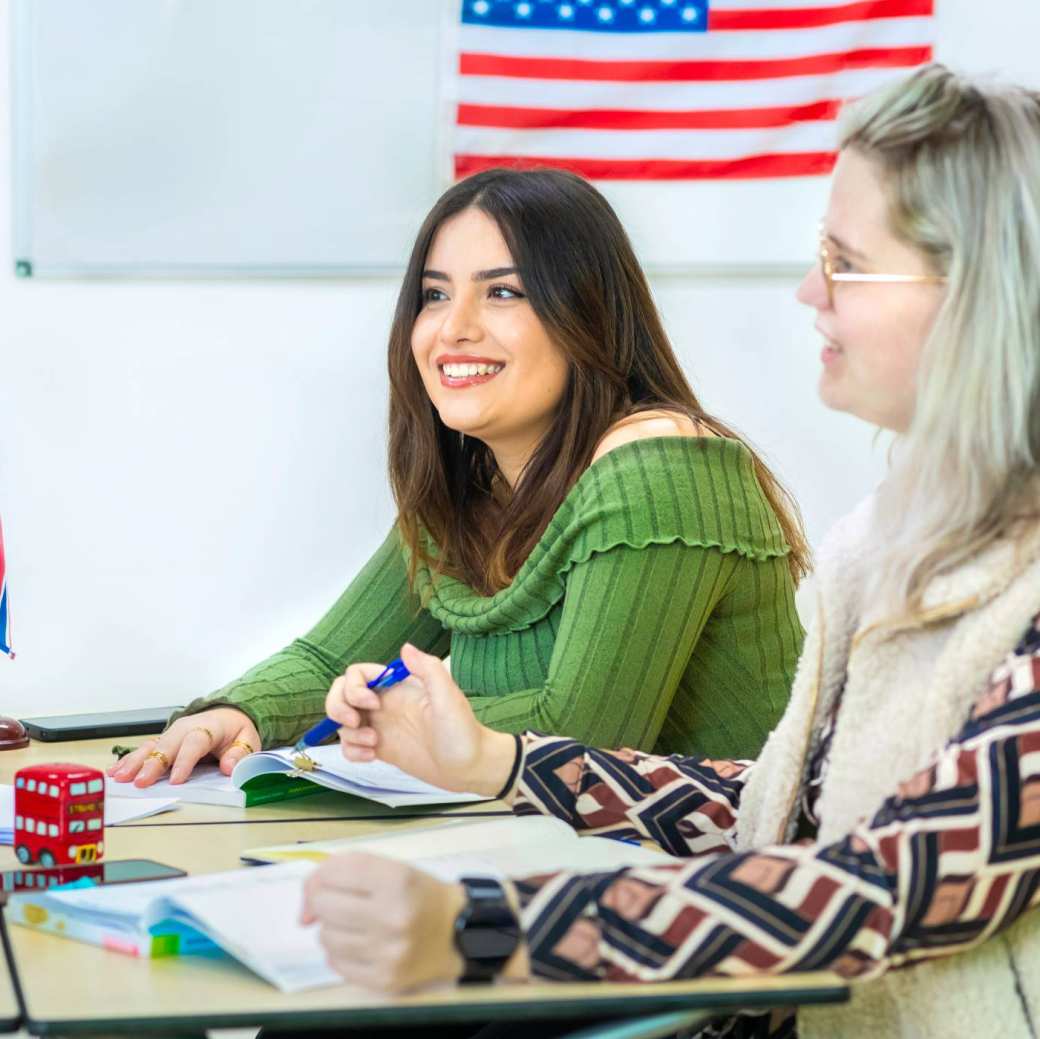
[0,858,186,900]
[20,707,181,742]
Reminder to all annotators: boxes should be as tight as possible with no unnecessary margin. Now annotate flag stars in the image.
[681,5,700,21]
[638,6,656,22]
[558,3,575,18]
[471,0,491,14]
[515,1,533,17]
[597,5,615,21]
[661,0,676,6]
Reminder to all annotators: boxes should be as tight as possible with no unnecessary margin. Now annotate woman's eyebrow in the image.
[420,266,519,282]
[827,233,869,261]
[472,266,519,281]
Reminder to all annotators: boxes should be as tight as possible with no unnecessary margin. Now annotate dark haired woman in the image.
[111,169,808,789]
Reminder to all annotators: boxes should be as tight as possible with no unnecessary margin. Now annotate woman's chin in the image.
[434,406,492,440]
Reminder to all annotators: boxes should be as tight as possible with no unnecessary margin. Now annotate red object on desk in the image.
[13,763,105,867]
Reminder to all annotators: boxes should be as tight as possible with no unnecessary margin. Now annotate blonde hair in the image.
[840,64,1040,618]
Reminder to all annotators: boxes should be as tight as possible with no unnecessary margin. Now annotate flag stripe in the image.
[457,66,919,110]
[459,17,933,61]
[458,46,932,83]
[454,152,838,180]
[707,0,932,31]
[455,120,836,159]
[458,99,843,131]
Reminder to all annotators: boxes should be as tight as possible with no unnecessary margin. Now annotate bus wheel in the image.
[39,850,56,868]
[14,845,31,865]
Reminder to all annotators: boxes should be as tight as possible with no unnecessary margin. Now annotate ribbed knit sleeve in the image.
[170,528,449,746]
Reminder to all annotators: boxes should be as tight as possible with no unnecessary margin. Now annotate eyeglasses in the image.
[818,226,946,308]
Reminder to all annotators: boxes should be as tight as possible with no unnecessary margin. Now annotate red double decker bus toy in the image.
[13,763,105,867]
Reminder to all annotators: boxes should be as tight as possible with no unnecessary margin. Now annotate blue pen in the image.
[291,658,411,768]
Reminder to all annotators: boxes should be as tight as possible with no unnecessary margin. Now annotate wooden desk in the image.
[2,739,849,1035]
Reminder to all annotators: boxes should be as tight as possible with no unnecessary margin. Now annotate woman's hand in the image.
[106,707,261,787]
[302,852,465,992]
[325,643,519,799]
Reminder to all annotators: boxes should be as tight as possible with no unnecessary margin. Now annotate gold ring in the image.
[145,749,171,769]
[230,739,256,755]
[188,726,215,744]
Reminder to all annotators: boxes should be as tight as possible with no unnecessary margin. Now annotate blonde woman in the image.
[302,66,1040,1038]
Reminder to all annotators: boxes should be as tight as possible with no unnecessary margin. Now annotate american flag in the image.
[0,516,11,659]
[452,0,935,179]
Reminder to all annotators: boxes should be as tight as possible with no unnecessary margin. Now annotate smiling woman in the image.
[111,169,810,790]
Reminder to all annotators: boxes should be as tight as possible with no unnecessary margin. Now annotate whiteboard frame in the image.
[10,0,815,280]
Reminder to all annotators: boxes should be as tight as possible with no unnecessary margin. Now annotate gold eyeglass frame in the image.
[818,225,946,308]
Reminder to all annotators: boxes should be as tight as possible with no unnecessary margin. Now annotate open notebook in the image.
[9,815,672,993]
[107,744,485,809]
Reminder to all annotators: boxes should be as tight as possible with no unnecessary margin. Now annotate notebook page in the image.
[235,746,485,807]
[147,862,340,993]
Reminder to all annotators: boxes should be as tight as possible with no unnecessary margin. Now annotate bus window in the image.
[49,785,60,798]
[48,824,59,838]
[69,782,86,796]
[15,777,24,789]
[14,816,22,829]
[87,819,102,831]
[69,820,85,833]
[25,819,35,834]
[87,779,103,794]
[26,780,36,793]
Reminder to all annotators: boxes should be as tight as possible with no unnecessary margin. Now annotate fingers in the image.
[131,738,178,788]
[168,725,217,784]
[338,665,386,715]
[107,738,162,784]
[325,675,370,728]
[302,853,461,993]
[217,720,262,776]
[107,708,259,787]
[399,643,463,709]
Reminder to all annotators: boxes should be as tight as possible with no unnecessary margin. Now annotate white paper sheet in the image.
[0,784,178,844]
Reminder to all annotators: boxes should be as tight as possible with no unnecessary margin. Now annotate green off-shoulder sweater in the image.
[176,438,804,759]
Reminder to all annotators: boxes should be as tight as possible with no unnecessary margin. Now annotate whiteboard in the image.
[12,0,452,275]
[11,0,1040,276]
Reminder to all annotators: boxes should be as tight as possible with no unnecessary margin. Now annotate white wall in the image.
[2,0,1037,715]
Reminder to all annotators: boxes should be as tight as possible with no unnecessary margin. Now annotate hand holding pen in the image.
[323,643,520,799]
[292,658,411,770]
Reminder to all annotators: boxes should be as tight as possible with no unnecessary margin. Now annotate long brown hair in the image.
[388,168,809,594]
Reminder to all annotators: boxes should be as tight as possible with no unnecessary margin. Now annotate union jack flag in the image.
[452,0,935,179]
[0,516,12,659]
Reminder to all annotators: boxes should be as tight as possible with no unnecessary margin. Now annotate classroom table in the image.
[0,736,849,1036]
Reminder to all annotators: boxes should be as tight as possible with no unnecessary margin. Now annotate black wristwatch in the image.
[454,876,520,983]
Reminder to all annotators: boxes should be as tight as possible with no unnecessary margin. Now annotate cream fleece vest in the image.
[737,497,1040,1039]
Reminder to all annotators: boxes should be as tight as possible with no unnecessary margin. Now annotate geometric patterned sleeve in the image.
[510,611,1040,984]
[512,737,753,857]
